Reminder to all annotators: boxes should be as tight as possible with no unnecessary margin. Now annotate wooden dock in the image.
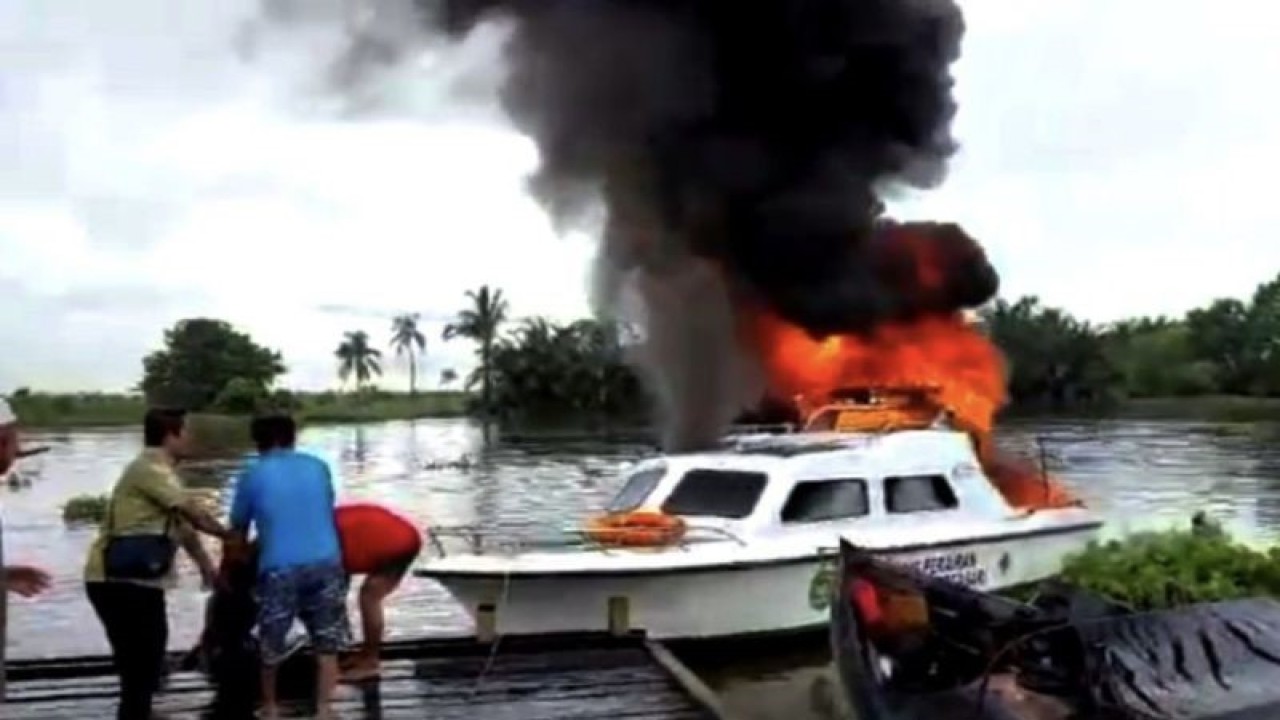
[3,634,722,719]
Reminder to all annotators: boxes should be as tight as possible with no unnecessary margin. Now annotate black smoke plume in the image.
[426,0,994,449]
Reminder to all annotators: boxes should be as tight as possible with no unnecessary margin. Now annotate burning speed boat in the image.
[411,0,1104,642]
[414,388,1100,641]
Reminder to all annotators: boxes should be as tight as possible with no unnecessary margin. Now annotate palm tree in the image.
[390,313,426,395]
[440,368,458,387]
[442,285,509,414]
[336,330,383,390]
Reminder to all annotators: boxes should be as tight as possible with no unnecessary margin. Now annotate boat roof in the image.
[722,431,898,457]
[645,428,976,468]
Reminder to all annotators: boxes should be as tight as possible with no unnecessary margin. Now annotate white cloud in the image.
[894,0,1280,321]
[3,0,1278,391]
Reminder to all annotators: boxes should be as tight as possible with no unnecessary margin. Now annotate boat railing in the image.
[423,521,750,559]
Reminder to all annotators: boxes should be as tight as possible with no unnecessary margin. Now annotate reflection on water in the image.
[5,417,1280,718]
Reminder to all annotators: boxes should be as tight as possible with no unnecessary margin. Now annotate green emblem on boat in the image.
[809,559,837,611]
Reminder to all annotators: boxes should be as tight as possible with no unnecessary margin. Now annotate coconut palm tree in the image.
[442,285,509,414]
[389,313,426,395]
[336,330,383,390]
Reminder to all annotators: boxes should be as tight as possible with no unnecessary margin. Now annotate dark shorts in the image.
[256,560,349,665]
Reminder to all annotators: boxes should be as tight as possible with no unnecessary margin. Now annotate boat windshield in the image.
[605,465,666,513]
[804,408,841,431]
[661,469,767,519]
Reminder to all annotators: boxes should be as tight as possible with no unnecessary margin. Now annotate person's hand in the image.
[6,565,51,597]
[199,564,218,592]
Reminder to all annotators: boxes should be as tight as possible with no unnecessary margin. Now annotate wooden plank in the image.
[2,641,714,719]
[645,641,733,720]
[6,631,652,682]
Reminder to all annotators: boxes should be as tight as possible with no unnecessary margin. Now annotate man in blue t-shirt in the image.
[229,414,345,720]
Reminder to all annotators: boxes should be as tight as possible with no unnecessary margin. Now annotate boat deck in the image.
[2,634,719,719]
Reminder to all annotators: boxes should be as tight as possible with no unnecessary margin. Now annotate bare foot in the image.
[340,660,381,683]
[256,703,280,720]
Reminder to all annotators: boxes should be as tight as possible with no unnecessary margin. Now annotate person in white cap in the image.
[0,397,52,597]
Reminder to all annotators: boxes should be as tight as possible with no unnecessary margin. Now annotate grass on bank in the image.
[1109,395,1280,422]
[7,390,468,429]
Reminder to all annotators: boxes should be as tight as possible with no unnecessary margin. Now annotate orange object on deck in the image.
[801,386,984,435]
[583,510,687,548]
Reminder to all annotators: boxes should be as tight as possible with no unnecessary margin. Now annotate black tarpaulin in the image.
[1079,598,1280,720]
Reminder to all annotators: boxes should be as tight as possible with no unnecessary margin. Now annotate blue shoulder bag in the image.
[102,489,178,581]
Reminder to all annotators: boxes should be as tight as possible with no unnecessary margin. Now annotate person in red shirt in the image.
[335,502,422,681]
[189,500,422,685]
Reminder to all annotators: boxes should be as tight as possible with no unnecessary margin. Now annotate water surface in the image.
[6,417,1280,718]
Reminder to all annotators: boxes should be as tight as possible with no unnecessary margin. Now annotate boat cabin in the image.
[602,430,1044,538]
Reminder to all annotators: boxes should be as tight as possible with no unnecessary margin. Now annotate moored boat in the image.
[830,537,1280,719]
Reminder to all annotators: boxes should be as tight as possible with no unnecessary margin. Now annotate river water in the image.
[6,417,1280,718]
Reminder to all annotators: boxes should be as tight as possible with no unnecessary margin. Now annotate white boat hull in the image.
[421,522,1099,641]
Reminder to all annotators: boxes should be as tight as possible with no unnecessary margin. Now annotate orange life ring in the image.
[583,510,687,548]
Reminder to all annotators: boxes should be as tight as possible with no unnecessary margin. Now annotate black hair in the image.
[249,414,297,453]
[250,416,275,454]
[143,408,187,447]
[275,414,297,448]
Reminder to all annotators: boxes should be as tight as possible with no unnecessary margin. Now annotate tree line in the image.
[983,272,1280,408]
[134,272,1280,420]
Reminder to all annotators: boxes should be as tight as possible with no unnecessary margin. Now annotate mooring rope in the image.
[469,567,515,696]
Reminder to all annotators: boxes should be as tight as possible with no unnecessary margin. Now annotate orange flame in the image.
[748,311,1006,437]
[738,221,1079,511]
[747,310,1078,509]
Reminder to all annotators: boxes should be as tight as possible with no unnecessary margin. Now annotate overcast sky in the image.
[3,0,1277,393]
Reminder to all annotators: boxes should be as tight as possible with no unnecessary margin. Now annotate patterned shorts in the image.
[256,560,350,666]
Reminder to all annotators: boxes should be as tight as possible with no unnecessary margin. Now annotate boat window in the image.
[606,466,666,513]
[781,479,869,523]
[661,469,767,519]
[885,474,959,514]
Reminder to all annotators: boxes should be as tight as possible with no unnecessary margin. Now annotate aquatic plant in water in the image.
[1060,516,1280,609]
[62,494,108,524]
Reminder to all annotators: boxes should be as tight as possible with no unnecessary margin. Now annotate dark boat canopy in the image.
[830,539,1280,720]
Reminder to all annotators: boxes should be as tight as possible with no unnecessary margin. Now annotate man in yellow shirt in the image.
[83,408,231,720]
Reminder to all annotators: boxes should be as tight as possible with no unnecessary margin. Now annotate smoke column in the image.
[427,0,997,450]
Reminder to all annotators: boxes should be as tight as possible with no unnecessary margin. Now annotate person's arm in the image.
[136,465,231,540]
[177,522,217,589]
[0,424,17,476]
[228,468,256,536]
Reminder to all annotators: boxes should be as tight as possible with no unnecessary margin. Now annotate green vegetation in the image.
[335,330,383,390]
[140,319,286,410]
[1059,516,1280,609]
[14,273,1280,430]
[61,487,220,526]
[486,318,646,426]
[451,272,1280,424]
[8,389,466,429]
[982,272,1280,412]
[390,313,427,395]
[62,493,108,525]
[442,284,509,417]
